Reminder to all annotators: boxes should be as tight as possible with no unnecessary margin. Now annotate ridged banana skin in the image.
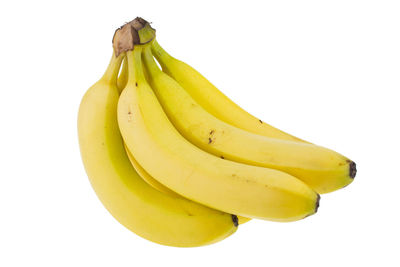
[142,47,354,194]
[151,40,304,142]
[124,143,252,224]
[118,48,319,222]
[78,55,237,247]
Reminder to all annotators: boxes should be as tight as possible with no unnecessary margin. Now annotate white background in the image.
[1,0,399,266]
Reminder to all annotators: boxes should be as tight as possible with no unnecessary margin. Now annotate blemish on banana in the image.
[127,111,133,121]
[209,130,215,135]
[135,82,138,87]
[220,156,224,159]
[259,119,263,124]
[339,159,351,166]
[208,137,212,144]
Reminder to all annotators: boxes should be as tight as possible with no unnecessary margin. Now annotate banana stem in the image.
[126,47,146,86]
[151,40,173,68]
[142,45,163,76]
[126,51,136,87]
[101,52,123,85]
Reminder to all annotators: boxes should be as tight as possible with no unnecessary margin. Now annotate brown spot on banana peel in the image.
[220,156,224,159]
[259,119,263,124]
[127,111,133,122]
[208,138,212,144]
[209,130,215,135]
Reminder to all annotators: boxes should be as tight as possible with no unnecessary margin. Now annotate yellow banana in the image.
[116,29,252,225]
[118,46,320,221]
[124,143,251,224]
[118,50,251,225]
[78,52,237,247]
[151,40,305,142]
[123,142,181,197]
[142,46,356,194]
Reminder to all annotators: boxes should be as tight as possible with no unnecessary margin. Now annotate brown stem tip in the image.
[349,161,357,179]
[112,17,156,57]
[231,215,239,227]
[315,194,320,213]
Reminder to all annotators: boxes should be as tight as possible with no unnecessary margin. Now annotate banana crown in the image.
[113,17,156,57]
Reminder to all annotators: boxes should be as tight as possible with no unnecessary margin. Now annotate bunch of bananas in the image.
[78,17,356,247]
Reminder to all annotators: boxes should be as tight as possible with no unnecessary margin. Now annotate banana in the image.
[123,142,181,197]
[118,46,320,221]
[151,40,305,142]
[142,46,356,194]
[115,21,252,225]
[124,143,251,224]
[78,52,238,247]
[117,45,252,225]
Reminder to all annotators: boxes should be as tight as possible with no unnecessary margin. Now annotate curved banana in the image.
[123,142,181,197]
[116,20,252,225]
[118,47,320,221]
[142,46,356,194]
[119,51,251,225]
[78,52,237,247]
[151,40,305,142]
[124,143,251,224]
[117,57,254,225]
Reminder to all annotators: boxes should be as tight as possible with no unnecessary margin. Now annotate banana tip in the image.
[349,161,357,179]
[231,215,239,227]
[315,194,321,213]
